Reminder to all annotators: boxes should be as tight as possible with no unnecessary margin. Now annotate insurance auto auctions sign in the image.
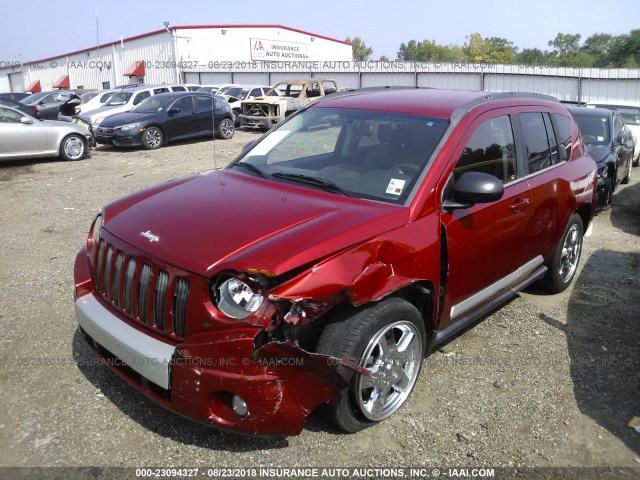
[250,38,308,60]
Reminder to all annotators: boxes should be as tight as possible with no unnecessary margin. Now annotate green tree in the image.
[346,36,373,61]
[379,55,390,62]
[582,33,614,67]
[462,33,518,63]
[609,29,640,67]
[517,48,548,65]
[548,33,582,54]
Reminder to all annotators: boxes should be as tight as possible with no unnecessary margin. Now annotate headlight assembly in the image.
[215,277,264,319]
[119,122,140,131]
[598,165,608,179]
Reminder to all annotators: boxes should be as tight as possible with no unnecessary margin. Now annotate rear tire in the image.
[59,134,86,161]
[217,118,234,139]
[316,298,425,433]
[541,214,583,293]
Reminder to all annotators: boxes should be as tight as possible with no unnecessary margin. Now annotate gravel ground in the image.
[0,131,639,477]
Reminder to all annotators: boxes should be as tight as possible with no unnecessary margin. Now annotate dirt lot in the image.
[0,131,639,477]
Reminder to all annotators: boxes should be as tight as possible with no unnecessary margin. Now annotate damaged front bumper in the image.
[74,250,352,436]
[239,114,284,129]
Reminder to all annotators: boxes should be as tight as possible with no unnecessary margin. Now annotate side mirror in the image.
[20,116,34,125]
[168,107,181,115]
[443,171,504,210]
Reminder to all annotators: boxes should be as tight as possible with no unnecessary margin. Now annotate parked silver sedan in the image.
[0,105,91,161]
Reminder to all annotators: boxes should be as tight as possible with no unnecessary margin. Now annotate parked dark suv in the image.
[73,88,597,436]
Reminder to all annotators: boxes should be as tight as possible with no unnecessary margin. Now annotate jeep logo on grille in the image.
[140,230,160,242]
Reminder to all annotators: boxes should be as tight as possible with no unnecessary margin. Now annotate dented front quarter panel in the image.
[268,211,441,316]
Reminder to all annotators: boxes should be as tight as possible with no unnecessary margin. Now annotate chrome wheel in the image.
[356,320,422,421]
[61,135,85,160]
[559,224,581,284]
[143,127,162,149]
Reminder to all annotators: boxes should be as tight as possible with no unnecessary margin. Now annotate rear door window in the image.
[552,113,572,161]
[520,112,555,174]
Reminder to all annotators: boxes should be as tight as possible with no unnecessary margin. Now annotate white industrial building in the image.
[0,24,353,93]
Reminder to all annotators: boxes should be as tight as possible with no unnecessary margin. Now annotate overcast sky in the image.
[2,0,639,62]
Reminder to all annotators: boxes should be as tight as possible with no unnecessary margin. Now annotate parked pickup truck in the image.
[239,78,338,129]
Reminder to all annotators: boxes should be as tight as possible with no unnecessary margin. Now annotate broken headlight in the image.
[215,277,264,319]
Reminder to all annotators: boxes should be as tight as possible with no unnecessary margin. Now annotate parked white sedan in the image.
[0,106,91,161]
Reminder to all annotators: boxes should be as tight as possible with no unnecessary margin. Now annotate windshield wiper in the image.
[232,161,266,178]
[271,172,351,196]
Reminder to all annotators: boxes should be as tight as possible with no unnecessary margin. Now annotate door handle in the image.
[510,198,530,213]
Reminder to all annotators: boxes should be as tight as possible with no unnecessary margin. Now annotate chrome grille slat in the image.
[112,251,124,307]
[172,279,189,337]
[104,246,114,302]
[96,241,106,291]
[123,257,136,314]
[138,263,152,324]
[92,241,189,339]
[153,271,169,329]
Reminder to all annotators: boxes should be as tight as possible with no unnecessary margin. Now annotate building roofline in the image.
[0,24,351,72]
[173,24,351,46]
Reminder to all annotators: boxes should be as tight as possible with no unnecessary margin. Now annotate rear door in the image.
[440,110,534,326]
[514,111,571,262]
[195,95,215,134]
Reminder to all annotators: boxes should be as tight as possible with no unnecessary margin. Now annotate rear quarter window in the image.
[552,113,572,161]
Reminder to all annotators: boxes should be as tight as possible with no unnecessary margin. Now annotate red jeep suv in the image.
[74,88,597,436]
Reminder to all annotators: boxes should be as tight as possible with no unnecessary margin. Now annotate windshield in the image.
[592,104,640,126]
[221,87,250,100]
[107,92,133,106]
[21,92,50,105]
[81,92,99,103]
[573,114,611,145]
[232,107,449,205]
[131,96,175,113]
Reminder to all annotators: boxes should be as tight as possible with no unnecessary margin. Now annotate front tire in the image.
[141,126,163,150]
[541,214,583,293]
[316,298,425,433]
[59,134,86,161]
[217,118,234,139]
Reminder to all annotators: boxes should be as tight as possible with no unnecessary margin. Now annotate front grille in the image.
[94,239,189,339]
[243,103,276,117]
[97,127,115,134]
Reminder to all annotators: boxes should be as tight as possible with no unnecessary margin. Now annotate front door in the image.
[440,111,534,326]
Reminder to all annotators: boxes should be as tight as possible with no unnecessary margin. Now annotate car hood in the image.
[102,170,408,277]
[100,112,157,127]
[584,144,612,165]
